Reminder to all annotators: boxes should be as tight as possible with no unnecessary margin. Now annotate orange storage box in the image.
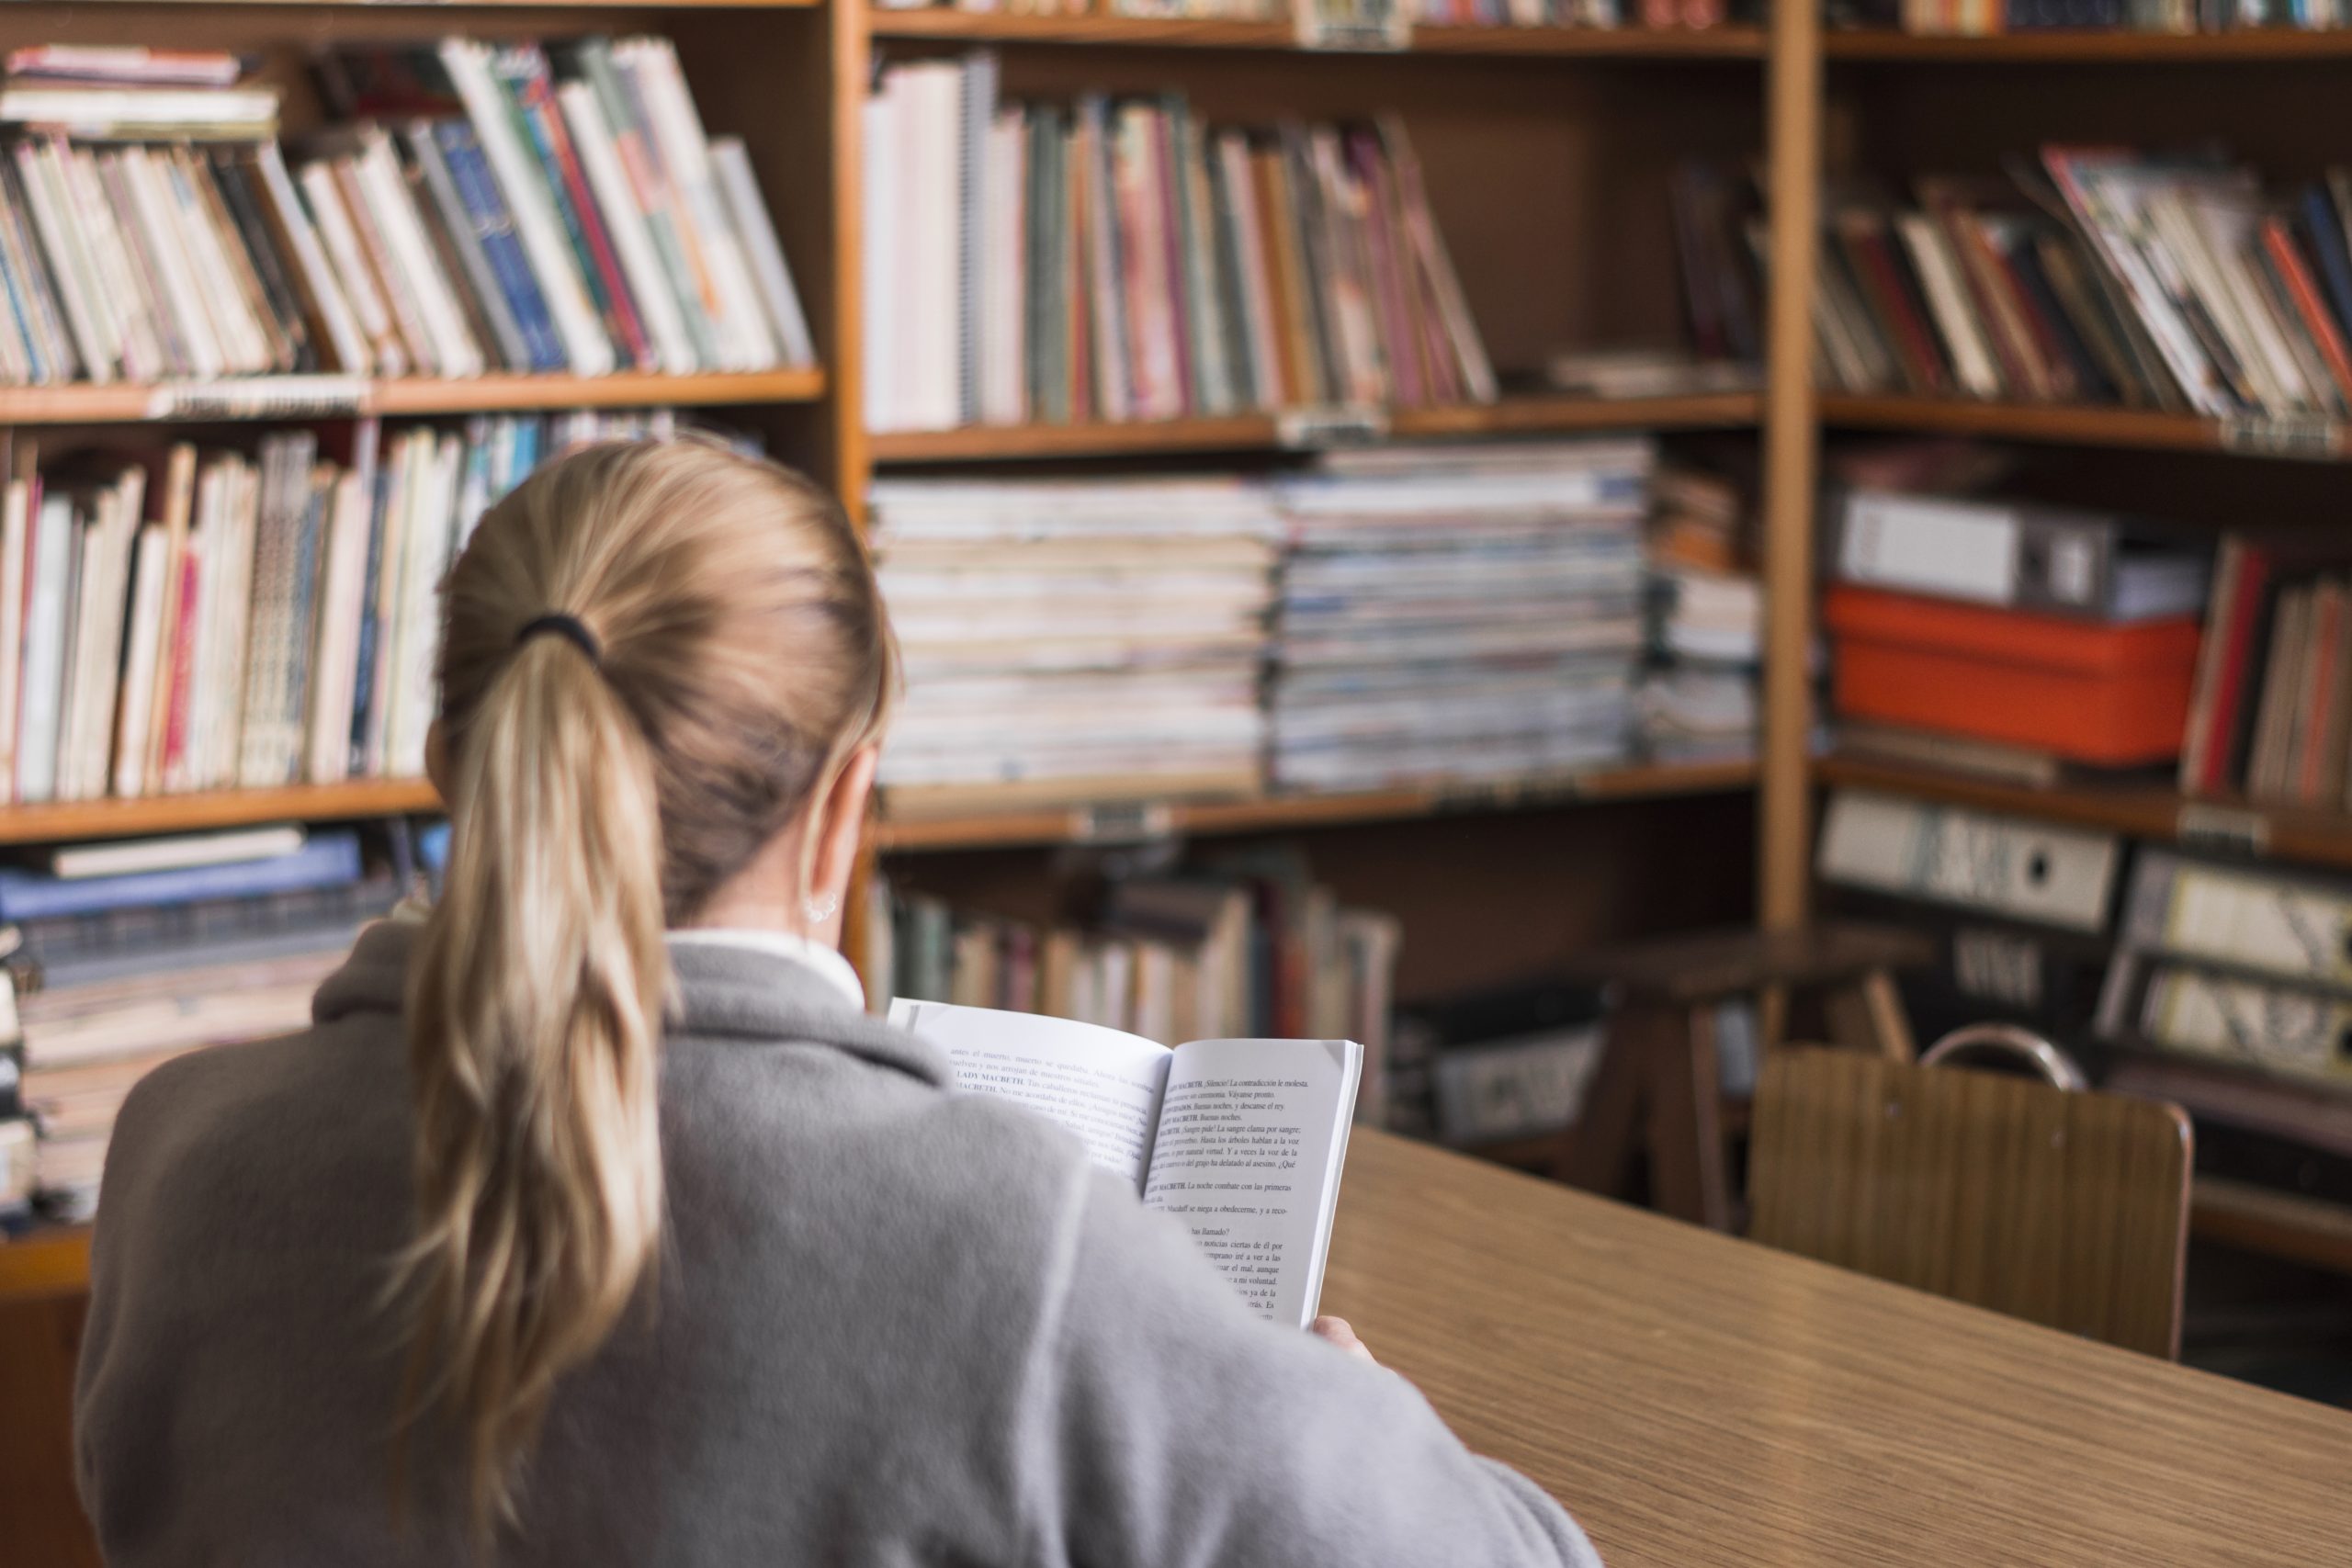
[1823,585,2201,765]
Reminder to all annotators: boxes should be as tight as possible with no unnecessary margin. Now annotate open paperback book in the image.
[890,998,1363,1327]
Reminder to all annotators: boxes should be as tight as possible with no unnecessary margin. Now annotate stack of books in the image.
[0,410,732,806]
[1415,0,1730,26]
[1640,465,1759,764]
[0,38,811,389]
[7,825,401,1216]
[1266,439,1651,793]
[861,54,1496,434]
[873,854,1400,1119]
[868,476,1280,813]
[2181,534,2352,808]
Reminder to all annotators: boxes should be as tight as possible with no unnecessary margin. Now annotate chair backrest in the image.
[1747,1046,2193,1359]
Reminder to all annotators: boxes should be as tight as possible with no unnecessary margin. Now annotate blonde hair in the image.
[391,439,894,1530]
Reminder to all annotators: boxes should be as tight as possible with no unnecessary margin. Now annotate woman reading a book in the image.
[75,440,1599,1566]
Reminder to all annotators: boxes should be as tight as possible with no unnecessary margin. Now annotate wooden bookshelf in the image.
[867,10,1769,56]
[1815,753,2352,873]
[0,780,440,847]
[878,758,1757,851]
[1817,394,2350,460]
[870,391,1761,463]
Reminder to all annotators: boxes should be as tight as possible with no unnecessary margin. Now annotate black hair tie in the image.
[515,613,602,666]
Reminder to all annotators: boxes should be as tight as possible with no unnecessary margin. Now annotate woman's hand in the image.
[1310,1315,1377,1365]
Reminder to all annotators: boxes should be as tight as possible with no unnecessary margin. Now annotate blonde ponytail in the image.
[390,440,895,1530]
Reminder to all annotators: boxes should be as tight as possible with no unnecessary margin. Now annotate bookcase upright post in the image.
[1758,0,1823,933]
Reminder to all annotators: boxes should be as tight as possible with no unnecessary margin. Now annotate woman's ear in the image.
[808,745,880,926]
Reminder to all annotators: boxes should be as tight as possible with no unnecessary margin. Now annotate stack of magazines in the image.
[1266,440,1653,793]
[869,476,1280,813]
[7,825,400,1217]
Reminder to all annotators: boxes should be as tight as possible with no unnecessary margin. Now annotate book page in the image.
[1141,1038,1362,1327]
[891,999,1171,1189]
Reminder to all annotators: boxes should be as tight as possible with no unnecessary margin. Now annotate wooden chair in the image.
[1747,1042,2193,1359]
[1553,921,1934,1230]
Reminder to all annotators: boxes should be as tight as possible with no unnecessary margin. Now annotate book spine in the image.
[245,143,368,375]
[503,51,651,371]
[624,38,777,372]
[432,120,567,376]
[438,38,612,377]
[329,154,435,378]
[204,152,311,374]
[13,140,112,382]
[298,160,405,378]
[356,130,485,379]
[575,39,720,372]
[555,79,695,376]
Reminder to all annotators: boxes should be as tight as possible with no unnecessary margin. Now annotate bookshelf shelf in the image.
[877,758,1757,852]
[0,369,827,427]
[0,780,441,847]
[1815,753,2352,874]
[869,391,1762,463]
[0,1224,89,1304]
[1815,394,2337,458]
[1825,27,2352,63]
[865,11,1768,57]
[2193,1179,2352,1276]
[130,0,823,7]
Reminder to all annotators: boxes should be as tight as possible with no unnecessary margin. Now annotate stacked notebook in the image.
[0,39,811,388]
[6,825,399,1216]
[0,410,732,806]
[862,53,1496,433]
[868,476,1280,812]
[1266,439,1651,792]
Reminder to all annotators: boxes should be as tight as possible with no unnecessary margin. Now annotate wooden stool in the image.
[1551,921,1933,1230]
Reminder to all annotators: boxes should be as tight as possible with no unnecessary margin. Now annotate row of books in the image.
[2182,536,2352,808]
[868,437,1664,810]
[4,823,408,1216]
[0,38,811,387]
[873,855,1402,1121]
[1841,0,2343,35]
[872,0,1283,15]
[1681,151,2352,422]
[862,55,1494,434]
[869,0,1738,23]
[0,409,723,807]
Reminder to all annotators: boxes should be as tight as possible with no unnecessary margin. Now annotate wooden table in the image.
[1324,1130,2352,1568]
